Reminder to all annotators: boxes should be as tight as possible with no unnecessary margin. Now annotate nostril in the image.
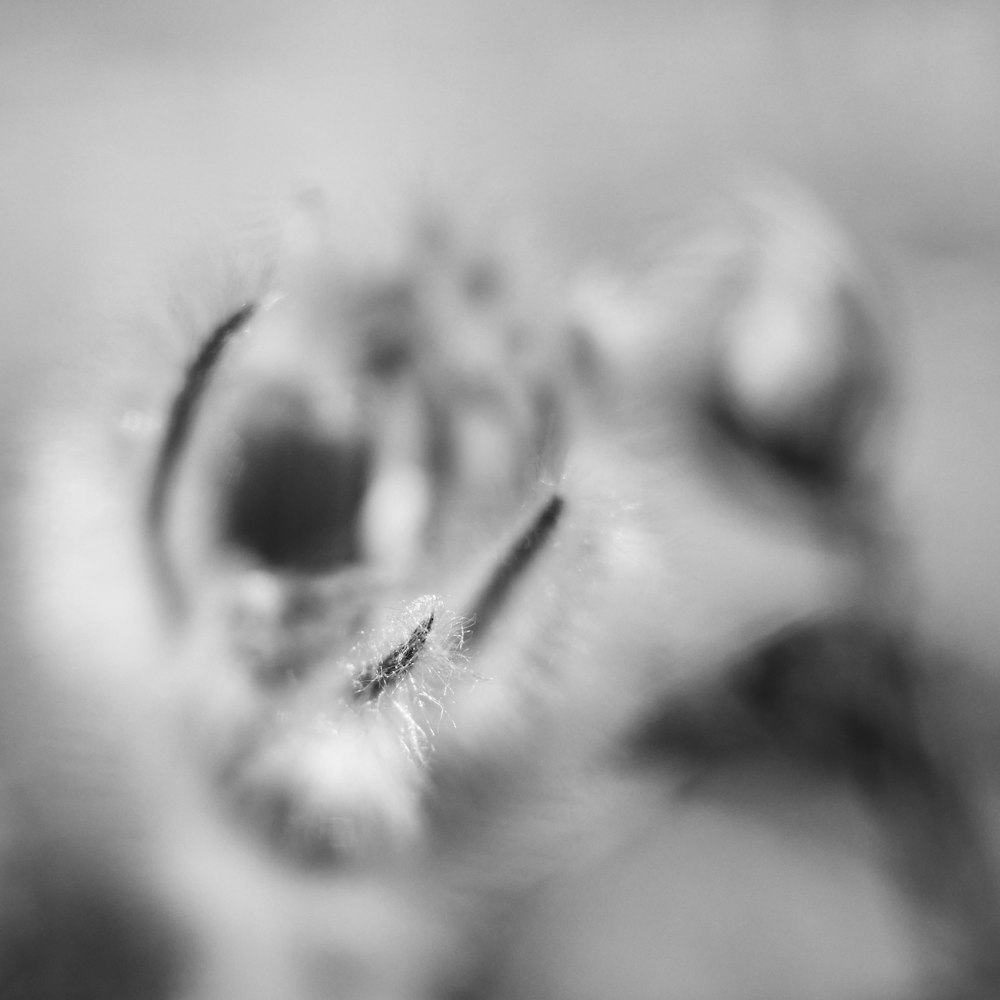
[223,418,370,573]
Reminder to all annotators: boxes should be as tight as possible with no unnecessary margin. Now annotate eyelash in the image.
[147,302,256,598]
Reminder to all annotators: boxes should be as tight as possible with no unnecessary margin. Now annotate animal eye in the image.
[221,395,370,572]
[147,300,375,603]
[148,303,256,542]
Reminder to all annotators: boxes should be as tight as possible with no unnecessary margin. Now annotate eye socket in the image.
[222,413,371,573]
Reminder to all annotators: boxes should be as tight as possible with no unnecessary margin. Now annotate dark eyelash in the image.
[147,303,256,593]
[463,493,565,648]
[351,494,564,699]
[353,613,435,700]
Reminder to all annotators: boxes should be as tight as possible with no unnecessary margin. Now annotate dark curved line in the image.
[147,303,256,597]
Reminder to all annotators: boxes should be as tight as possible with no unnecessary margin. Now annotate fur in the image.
[4,176,999,999]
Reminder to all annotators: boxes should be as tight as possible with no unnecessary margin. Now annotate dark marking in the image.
[147,304,256,602]
[628,617,924,781]
[463,493,564,647]
[354,613,435,700]
[223,421,370,573]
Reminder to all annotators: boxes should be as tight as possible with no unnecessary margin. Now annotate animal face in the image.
[7,178,998,999]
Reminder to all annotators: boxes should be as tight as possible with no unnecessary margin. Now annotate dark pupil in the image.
[223,423,370,572]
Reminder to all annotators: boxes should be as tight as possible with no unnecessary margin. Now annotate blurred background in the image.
[1,0,998,665]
